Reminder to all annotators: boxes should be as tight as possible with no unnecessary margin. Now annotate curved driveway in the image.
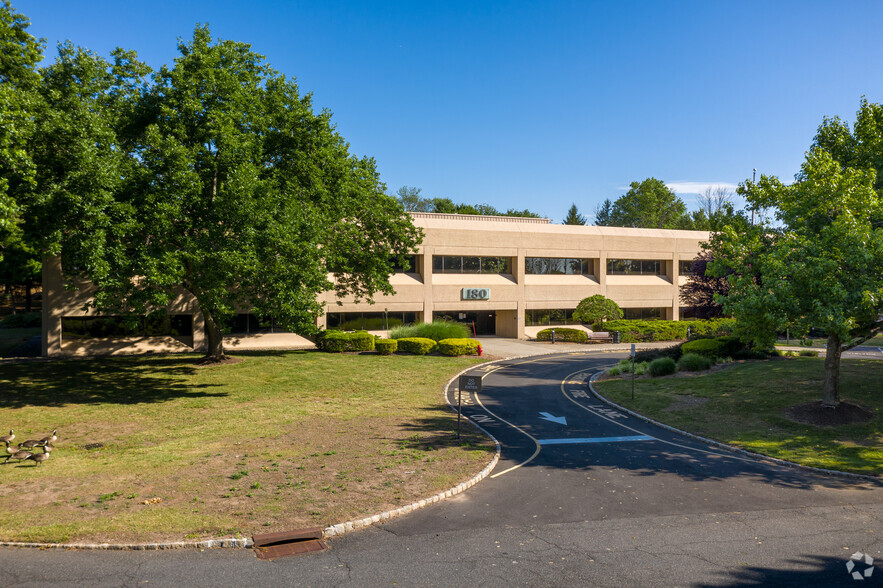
[1,352,881,587]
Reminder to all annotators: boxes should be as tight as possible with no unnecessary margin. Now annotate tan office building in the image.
[42,213,708,356]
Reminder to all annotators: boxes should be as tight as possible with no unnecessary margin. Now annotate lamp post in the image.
[384,308,388,332]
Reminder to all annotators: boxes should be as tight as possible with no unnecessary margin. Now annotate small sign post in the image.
[458,375,482,439]
[630,344,636,400]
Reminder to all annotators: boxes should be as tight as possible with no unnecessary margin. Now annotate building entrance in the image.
[434,311,496,336]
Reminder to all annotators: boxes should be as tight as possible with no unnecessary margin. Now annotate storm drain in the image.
[252,527,328,560]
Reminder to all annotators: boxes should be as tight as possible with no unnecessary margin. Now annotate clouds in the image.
[665,181,739,196]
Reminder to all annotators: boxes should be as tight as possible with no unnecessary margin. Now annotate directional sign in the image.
[459,375,482,393]
[538,412,567,425]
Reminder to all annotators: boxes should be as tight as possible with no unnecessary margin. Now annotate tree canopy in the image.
[594,178,692,229]
[572,295,623,327]
[711,125,883,407]
[15,19,423,359]
[678,250,730,319]
[563,203,586,225]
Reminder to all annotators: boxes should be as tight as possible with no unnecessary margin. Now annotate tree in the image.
[428,198,540,218]
[395,186,432,212]
[593,198,612,226]
[0,0,42,254]
[711,146,883,408]
[607,178,692,229]
[678,250,730,319]
[563,203,586,225]
[572,295,623,328]
[48,26,422,360]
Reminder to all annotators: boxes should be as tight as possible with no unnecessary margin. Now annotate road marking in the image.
[538,412,567,425]
[558,368,760,464]
[538,435,653,445]
[470,414,495,424]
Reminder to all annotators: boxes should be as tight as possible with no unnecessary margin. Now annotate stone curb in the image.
[0,537,253,551]
[323,362,505,538]
[587,371,883,484]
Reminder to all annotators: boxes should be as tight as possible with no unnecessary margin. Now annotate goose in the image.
[40,430,57,445]
[4,442,17,459]
[26,452,49,466]
[6,448,32,463]
[0,430,13,444]
[42,443,54,454]
[20,439,42,449]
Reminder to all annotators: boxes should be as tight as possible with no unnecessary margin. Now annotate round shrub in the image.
[648,357,676,377]
[315,330,376,352]
[535,328,588,343]
[396,337,437,355]
[375,339,398,355]
[677,352,712,372]
[799,349,820,357]
[438,338,480,356]
[681,338,724,358]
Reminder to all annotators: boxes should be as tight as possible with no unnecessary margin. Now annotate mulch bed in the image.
[784,401,874,427]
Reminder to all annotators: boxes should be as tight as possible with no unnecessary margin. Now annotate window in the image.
[622,307,665,320]
[607,259,662,275]
[525,308,578,326]
[391,255,418,273]
[432,256,510,274]
[62,315,194,339]
[525,257,592,275]
[326,311,417,331]
[679,260,694,275]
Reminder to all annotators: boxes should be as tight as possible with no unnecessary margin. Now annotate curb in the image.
[587,372,883,485]
[323,362,504,538]
[0,537,253,551]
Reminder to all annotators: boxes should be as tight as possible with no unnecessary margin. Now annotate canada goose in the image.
[26,452,49,466]
[41,444,54,455]
[0,430,13,444]
[6,449,32,463]
[20,439,42,449]
[4,442,17,459]
[40,430,57,445]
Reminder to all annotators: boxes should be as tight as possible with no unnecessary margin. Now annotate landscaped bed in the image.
[0,351,492,543]
[593,357,882,476]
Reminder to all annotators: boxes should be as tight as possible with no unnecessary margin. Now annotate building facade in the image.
[42,212,708,356]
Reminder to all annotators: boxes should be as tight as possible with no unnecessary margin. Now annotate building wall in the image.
[42,213,708,356]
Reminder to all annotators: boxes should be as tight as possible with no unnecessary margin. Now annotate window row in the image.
[326,311,417,331]
[62,315,194,339]
[525,258,592,275]
[607,259,662,275]
[432,256,511,274]
[525,309,579,326]
[622,307,665,320]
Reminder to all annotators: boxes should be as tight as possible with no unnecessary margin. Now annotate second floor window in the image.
[607,259,662,275]
[525,257,592,275]
[432,256,511,274]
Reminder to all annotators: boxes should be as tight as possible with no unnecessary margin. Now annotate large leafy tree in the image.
[598,178,692,229]
[679,250,730,319]
[0,0,42,253]
[73,27,422,360]
[711,145,883,408]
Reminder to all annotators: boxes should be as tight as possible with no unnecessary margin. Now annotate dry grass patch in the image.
[0,351,492,543]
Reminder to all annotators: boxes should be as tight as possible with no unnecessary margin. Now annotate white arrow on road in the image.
[539,412,567,425]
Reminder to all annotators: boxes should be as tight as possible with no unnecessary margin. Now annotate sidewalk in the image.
[475,336,677,360]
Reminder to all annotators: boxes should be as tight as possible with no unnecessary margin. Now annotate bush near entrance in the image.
[604,318,735,343]
[315,331,375,352]
[396,337,437,355]
[375,339,398,355]
[437,338,481,356]
[536,328,588,343]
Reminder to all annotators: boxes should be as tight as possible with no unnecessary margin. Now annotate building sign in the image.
[461,288,490,300]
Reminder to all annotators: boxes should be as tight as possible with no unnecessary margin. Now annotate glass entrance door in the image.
[433,311,496,336]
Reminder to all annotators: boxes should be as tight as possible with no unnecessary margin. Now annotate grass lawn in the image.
[0,351,492,543]
[594,357,882,476]
[0,327,40,356]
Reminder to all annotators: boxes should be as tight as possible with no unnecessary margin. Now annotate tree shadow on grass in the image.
[392,405,498,455]
[0,355,226,408]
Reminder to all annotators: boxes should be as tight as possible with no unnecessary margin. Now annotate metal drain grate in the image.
[252,527,328,560]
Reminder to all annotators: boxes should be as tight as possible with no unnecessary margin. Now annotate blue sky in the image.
[19,0,883,222]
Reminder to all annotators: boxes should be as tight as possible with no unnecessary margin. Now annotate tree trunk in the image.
[821,333,842,408]
[203,311,226,360]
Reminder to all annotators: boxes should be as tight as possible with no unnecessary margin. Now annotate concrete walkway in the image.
[475,335,676,359]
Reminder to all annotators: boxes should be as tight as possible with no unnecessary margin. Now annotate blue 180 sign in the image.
[461,287,490,300]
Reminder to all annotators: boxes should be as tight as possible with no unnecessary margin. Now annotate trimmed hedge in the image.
[438,338,481,356]
[649,357,677,377]
[375,339,398,355]
[682,335,745,359]
[677,352,712,372]
[390,320,469,341]
[536,328,588,343]
[603,318,736,343]
[396,337,437,355]
[315,330,376,352]
[0,312,41,329]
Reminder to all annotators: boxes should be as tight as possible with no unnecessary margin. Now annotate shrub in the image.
[685,318,737,338]
[635,344,683,363]
[375,339,398,355]
[396,337,437,355]
[681,338,725,358]
[648,357,677,377]
[677,352,712,372]
[315,330,375,352]
[799,349,819,357]
[0,312,41,329]
[438,338,480,356]
[535,328,588,343]
[600,318,736,343]
[390,320,469,341]
[609,359,649,376]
